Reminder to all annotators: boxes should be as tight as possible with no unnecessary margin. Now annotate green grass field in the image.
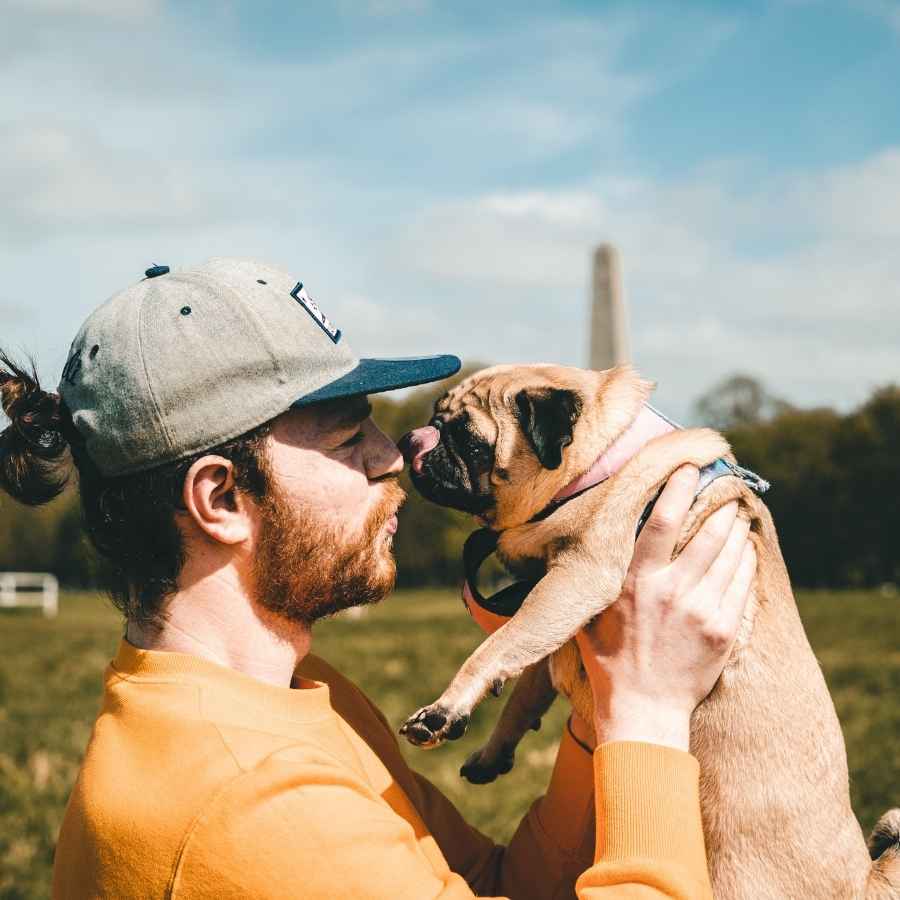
[1,588,898,899]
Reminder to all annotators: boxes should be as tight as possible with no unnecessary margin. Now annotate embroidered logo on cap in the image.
[290,282,341,344]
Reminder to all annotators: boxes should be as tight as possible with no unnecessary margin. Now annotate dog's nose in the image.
[398,426,440,473]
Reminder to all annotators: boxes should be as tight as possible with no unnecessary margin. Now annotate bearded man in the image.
[0,258,754,899]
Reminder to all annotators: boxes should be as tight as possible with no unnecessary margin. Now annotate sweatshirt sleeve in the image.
[405,724,596,899]
[408,733,712,900]
[576,742,714,899]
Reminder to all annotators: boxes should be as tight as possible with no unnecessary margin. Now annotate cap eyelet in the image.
[89,344,100,359]
[180,306,192,316]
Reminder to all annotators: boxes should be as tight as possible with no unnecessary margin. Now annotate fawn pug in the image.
[398,363,900,900]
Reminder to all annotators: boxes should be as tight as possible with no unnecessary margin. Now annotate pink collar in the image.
[473,404,681,528]
[551,404,679,502]
[517,404,679,525]
[464,405,679,612]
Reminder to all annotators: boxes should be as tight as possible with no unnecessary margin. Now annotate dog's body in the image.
[398,363,900,900]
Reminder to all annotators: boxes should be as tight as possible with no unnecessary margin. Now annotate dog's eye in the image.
[430,417,444,431]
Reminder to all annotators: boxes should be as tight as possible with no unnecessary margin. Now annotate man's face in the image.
[250,396,406,625]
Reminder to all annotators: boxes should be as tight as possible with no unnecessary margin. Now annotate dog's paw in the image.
[460,744,516,784]
[400,704,470,748]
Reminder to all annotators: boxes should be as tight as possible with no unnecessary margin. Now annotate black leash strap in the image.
[462,528,538,617]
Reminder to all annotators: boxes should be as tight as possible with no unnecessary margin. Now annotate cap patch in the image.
[290,282,341,344]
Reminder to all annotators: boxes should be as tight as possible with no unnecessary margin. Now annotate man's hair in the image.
[0,350,272,629]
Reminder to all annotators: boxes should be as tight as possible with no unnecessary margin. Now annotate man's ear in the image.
[514,388,583,470]
[181,456,253,545]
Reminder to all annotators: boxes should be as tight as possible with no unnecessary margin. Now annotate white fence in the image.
[0,572,59,618]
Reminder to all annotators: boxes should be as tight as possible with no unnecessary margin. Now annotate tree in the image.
[725,384,900,589]
[693,373,793,430]
[831,386,900,586]
[727,407,845,587]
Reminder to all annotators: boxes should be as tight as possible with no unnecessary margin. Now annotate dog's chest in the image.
[500,552,546,584]
[495,550,592,712]
[548,640,594,725]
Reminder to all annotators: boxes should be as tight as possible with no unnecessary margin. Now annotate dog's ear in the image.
[514,388,583,470]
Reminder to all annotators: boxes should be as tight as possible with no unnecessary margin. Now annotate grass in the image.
[1,588,898,899]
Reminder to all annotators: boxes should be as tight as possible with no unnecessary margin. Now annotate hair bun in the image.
[0,351,71,506]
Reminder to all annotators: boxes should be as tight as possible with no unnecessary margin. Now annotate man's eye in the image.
[341,430,364,448]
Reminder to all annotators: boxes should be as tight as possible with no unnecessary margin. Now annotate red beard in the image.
[251,477,406,625]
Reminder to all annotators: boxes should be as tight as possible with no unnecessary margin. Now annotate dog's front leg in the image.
[400,558,621,747]
[401,429,732,748]
[459,657,557,784]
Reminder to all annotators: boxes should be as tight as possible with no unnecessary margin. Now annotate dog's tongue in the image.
[398,426,440,473]
[552,405,677,502]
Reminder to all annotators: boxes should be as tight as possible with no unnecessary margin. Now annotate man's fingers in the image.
[701,513,751,599]
[714,540,757,638]
[671,501,739,591]
[631,465,700,571]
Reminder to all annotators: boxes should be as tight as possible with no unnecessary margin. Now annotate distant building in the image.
[589,243,630,370]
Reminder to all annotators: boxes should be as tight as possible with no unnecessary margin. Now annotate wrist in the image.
[593,700,692,753]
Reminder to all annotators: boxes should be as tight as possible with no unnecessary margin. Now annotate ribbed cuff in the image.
[593,741,708,873]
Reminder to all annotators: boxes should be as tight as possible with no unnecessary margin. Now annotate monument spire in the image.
[589,243,630,370]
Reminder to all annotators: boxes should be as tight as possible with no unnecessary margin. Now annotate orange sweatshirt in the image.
[52,640,713,899]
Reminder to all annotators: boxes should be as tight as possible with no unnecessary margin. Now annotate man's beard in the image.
[251,478,406,626]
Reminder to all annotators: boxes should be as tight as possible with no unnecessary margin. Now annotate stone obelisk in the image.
[589,243,630,370]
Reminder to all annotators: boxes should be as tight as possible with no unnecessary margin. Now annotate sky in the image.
[2,0,899,422]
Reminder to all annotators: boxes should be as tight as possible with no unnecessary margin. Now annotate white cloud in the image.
[320,287,460,360]
[385,150,900,418]
[0,123,219,240]
[798,149,900,240]
[0,0,895,425]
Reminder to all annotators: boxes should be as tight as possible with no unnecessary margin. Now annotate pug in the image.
[397,363,900,900]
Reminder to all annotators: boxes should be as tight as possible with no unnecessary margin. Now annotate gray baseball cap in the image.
[58,257,460,476]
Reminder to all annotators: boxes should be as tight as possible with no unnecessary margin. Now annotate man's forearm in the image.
[495,721,597,898]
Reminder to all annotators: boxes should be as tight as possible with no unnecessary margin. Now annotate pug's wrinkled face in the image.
[399,365,597,529]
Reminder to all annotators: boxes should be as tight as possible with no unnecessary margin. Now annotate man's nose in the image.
[365,422,404,480]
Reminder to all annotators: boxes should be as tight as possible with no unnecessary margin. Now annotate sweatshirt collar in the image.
[111,638,333,724]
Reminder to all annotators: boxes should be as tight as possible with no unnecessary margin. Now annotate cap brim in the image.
[291,355,462,407]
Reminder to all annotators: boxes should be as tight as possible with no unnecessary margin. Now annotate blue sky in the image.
[2,0,899,421]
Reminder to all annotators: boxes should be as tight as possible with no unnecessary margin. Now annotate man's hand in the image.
[463,463,757,754]
[574,464,757,752]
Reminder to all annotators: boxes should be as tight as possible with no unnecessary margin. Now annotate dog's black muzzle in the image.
[409,443,493,516]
